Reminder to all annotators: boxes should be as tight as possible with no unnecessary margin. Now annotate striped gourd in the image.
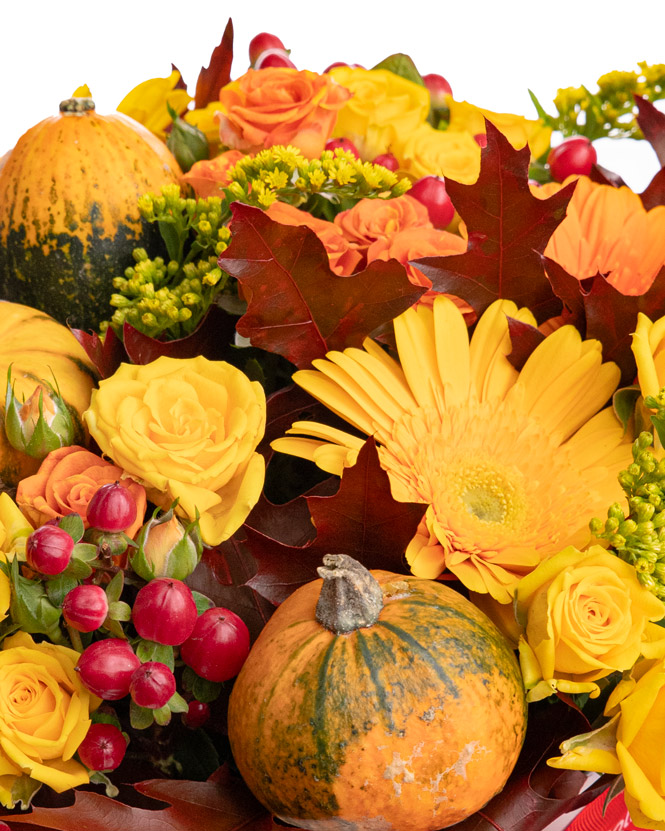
[228,554,527,831]
[0,98,181,330]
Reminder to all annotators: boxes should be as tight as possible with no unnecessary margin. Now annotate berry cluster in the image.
[11,481,251,779]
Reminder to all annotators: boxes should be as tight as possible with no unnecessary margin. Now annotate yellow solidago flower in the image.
[117,69,192,139]
[272,296,632,603]
[447,98,552,161]
[544,176,665,295]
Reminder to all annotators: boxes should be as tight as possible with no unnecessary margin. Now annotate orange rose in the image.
[333,195,432,260]
[366,225,467,287]
[216,68,352,158]
[181,149,245,198]
[265,202,362,276]
[366,226,471,318]
[16,445,147,538]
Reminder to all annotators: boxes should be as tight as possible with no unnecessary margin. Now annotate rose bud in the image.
[4,371,75,459]
[129,503,203,581]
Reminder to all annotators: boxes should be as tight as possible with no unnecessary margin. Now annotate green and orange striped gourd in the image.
[0,98,181,330]
[228,554,527,831]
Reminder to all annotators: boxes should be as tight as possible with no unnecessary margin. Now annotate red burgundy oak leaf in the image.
[219,202,425,368]
[415,120,575,323]
[194,18,234,108]
[242,439,426,605]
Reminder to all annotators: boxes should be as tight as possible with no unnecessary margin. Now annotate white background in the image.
[2,0,664,189]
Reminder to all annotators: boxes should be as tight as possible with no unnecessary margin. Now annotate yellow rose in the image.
[447,98,552,160]
[0,632,96,808]
[549,657,665,829]
[397,123,482,184]
[83,356,266,546]
[516,544,665,702]
[632,312,665,401]
[329,66,430,160]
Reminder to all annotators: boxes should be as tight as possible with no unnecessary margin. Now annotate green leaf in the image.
[528,88,552,123]
[651,409,665,449]
[72,542,99,561]
[63,557,93,580]
[7,775,42,810]
[158,219,185,263]
[59,513,85,543]
[45,573,79,607]
[167,690,189,714]
[89,771,119,798]
[613,386,642,433]
[105,570,125,604]
[9,556,62,638]
[182,665,222,703]
[91,710,124,731]
[191,590,215,616]
[371,53,424,87]
[101,616,126,639]
[172,727,220,781]
[129,700,155,730]
[153,704,173,726]
[108,600,132,622]
[136,638,175,671]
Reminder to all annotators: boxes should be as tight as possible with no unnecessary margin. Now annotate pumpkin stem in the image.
[59,98,95,115]
[315,554,383,634]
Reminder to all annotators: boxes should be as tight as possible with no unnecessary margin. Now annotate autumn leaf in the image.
[634,94,665,168]
[122,305,237,364]
[506,317,545,372]
[194,19,234,108]
[243,439,426,605]
[546,258,665,384]
[219,203,425,369]
[68,324,123,380]
[415,120,575,322]
[640,166,665,211]
[6,767,269,831]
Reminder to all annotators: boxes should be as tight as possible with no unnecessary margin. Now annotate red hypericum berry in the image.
[408,176,455,229]
[323,61,365,73]
[423,73,453,107]
[372,153,400,172]
[248,32,286,66]
[26,525,74,575]
[129,662,176,709]
[131,578,198,646]
[183,699,210,729]
[325,137,360,159]
[180,607,250,683]
[474,133,488,148]
[77,639,141,700]
[254,49,296,70]
[77,723,127,771]
[547,136,597,182]
[63,585,109,632]
[86,481,137,533]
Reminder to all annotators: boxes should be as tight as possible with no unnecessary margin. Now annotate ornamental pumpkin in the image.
[0,98,181,330]
[227,554,527,831]
[0,301,98,486]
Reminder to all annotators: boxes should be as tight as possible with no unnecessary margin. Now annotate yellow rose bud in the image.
[516,544,665,702]
[632,311,665,402]
[0,632,98,808]
[130,503,202,581]
[83,356,266,546]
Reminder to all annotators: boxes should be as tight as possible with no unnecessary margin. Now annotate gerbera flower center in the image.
[453,460,525,526]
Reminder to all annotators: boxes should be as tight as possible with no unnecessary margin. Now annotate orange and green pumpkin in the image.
[227,554,527,831]
[0,98,181,330]
[0,301,98,486]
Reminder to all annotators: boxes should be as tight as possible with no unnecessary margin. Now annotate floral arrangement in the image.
[1,18,665,831]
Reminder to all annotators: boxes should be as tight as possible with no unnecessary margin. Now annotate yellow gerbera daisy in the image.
[271,296,632,603]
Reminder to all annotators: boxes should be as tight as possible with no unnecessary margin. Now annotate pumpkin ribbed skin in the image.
[0,100,181,329]
[228,570,527,831]
[0,301,98,486]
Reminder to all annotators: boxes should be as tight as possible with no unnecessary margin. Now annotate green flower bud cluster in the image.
[548,62,665,141]
[105,187,233,341]
[590,431,665,599]
[225,144,410,215]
